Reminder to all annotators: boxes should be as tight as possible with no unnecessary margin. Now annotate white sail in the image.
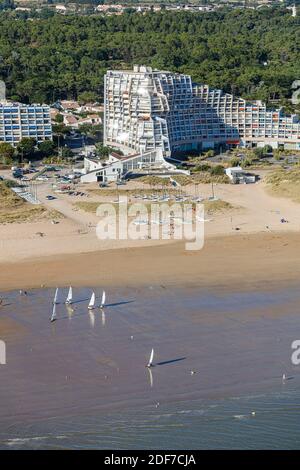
[50,304,56,322]
[147,348,154,367]
[53,288,59,305]
[65,286,73,304]
[101,290,106,308]
[88,292,95,310]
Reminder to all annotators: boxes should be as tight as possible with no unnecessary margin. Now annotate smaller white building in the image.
[225,166,256,184]
[80,149,182,184]
[81,154,123,183]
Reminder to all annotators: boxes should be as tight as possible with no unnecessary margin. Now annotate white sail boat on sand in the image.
[100,291,106,309]
[53,288,59,305]
[65,286,73,305]
[50,304,57,322]
[88,292,96,310]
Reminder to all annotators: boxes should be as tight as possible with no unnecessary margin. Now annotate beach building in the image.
[104,66,300,160]
[0,101,52,146]
[225,166,256,184]
[80,149,186,183]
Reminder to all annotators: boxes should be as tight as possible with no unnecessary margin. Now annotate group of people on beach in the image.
[0,289,28,306]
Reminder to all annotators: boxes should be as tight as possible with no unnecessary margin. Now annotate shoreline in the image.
[1,231,300,291]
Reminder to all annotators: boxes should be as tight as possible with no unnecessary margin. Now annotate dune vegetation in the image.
[0,182,63,223]
[265,169,300,203]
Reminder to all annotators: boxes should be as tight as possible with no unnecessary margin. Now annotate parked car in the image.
[46,195,57,200]
[13,171,23,179]
[36,176,49,182]
[45,166,58,171]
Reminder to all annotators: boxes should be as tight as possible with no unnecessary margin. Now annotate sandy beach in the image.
[1,232,300,292]
[1,173,300,291]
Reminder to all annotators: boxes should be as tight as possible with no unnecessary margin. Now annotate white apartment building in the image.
[104,66,300,158]
[0,102,52,146]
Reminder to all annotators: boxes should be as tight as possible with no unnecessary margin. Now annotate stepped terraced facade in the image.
[104,66,300,159]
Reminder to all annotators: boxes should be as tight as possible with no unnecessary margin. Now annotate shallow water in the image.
[2,390,300,449]
[0,285,300,449]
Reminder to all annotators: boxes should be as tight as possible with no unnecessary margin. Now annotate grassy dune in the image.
[0,182,63,224]
[74,202,100,214]
[265,169,300,203]
[74,199,234,216]
[87,188,178,198]
[173,173,229,186]
[137,176,172,186]
[204,199,234,213]
[0,183,24,210]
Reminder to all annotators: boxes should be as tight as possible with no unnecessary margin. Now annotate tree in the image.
[242,158,254,168]
[52,124,69,135]
[52,123,69,149]
[205,149,215,158]
[0,9,297,113]
[193,163,211,172]
[273,150,282,161]
[61,147,74,159]
[230,157,240,167]
[16,138,36,159]
[210,165,225,176]
[263,144,273,154]
[253,147,265,159]
[0,0,14,11]
[0,142,14,164]
[78,91,98,104]
[80,123,102,138]
[55,113,64,124]
[95,143,115,159]
[38,140,56,157]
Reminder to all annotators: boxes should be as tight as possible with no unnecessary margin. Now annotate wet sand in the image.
[0,285,299,441]
[1,232,300,292]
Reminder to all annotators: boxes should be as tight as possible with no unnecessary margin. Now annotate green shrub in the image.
[210,165,225,176]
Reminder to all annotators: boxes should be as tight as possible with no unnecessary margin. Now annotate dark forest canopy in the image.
[0,8,298,109]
